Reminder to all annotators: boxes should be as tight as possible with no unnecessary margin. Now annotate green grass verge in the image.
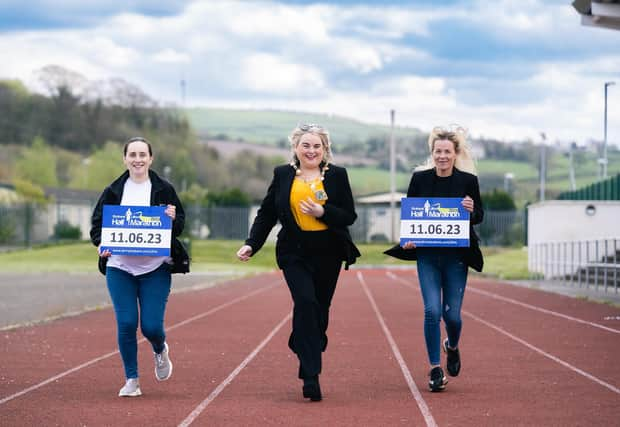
[0,240,529,279]
[480,246,530,280]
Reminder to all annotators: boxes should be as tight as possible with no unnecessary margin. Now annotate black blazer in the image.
[90,169,190,275]
[385,167,484,272]
[245,164,361,269]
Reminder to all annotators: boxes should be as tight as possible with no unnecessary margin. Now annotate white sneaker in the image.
[118,378,142,397]
[154,342,173,381]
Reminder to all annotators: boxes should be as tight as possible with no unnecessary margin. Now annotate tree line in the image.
[0,65,284,205]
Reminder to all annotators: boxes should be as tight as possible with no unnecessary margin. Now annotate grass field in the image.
[0,240,529,280]
[185,107,620,206]
[185,107,422,145]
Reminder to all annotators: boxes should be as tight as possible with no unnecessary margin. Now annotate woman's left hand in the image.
[462,196,474,213]
[165,204,176,220]
[300,197,324,218]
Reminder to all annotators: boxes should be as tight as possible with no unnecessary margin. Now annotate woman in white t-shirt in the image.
[90,137,188,397]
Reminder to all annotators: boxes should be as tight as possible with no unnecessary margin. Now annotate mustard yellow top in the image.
[290,177,328,231]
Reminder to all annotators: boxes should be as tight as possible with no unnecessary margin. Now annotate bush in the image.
[54,220,81,240]
[0,215,15,243]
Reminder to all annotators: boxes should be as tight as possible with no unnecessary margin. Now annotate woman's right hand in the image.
[98,245,112,258]
[401,241,416,250]
[236,245,253,261]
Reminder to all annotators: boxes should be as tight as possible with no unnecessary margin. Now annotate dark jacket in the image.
[384,167,484,272]
[90,169,189,275]
[245,164,361,269]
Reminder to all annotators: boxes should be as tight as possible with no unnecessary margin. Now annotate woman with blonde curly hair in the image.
[386,125,484,392]
[236,123,360,401]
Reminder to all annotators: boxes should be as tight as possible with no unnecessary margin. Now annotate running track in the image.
[1,269,619,426]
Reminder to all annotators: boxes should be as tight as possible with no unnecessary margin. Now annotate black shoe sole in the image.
[428,379,447,392]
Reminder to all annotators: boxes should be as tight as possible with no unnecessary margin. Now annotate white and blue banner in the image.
[100,205,172,256]
[400,197,470,247]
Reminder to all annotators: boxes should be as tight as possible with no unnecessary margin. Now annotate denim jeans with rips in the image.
[416,248,468,366]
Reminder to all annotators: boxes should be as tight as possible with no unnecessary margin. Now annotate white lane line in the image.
[387,271,620,334]
[0,350,119,406]
[467,286,620,334]
[463,310,620,395]
[0,280,280,406]
[386,271,620,395]
[178,312,292,427]
[357,272,437,427]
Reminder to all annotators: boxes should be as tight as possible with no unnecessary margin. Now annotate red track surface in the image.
[1,269,619,426]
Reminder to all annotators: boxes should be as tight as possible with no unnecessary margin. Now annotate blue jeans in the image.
[416,249,468,366]
[106,264,171,379]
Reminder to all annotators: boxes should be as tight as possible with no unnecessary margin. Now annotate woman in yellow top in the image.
[237,123,360,401]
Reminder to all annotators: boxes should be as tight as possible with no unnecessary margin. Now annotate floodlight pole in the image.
[389,109,396,242]
[540,132,546,202]
[602,81,615,180]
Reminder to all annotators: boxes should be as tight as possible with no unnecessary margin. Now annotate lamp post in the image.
[389,109,396,242]
[539,132,546,202]
[602,81,615,180]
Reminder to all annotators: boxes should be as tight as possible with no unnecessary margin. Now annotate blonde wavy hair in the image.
[288,123,333,171]
[417,124,477,175]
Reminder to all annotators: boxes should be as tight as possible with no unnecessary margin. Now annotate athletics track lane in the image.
[381,270,620,426]
[1,269,619,426]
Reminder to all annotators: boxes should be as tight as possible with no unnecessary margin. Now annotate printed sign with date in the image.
[100,205,172,256]
[399,197,470,247]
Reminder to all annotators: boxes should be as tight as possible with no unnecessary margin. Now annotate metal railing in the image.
[1,202,527,247]
[528,238,619,293]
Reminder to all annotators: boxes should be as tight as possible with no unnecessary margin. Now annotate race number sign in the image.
[400,197,470,247]
[100,205,171,256]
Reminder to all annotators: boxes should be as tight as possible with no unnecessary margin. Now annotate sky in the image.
[1,0,619,146]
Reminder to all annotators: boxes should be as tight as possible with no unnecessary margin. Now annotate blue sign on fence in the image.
[100,205,172,256]
[400,197,470,247]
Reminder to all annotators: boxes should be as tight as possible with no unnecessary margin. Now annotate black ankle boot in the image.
[302,375,322,401]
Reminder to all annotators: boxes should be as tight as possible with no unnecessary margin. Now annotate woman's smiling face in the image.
[124,140,153,178]
[432,138,457,176]
[295,133,324,170]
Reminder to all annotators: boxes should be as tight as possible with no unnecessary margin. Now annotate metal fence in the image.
[0,202,526,248]
[528,238,619,293]
[557,173,620,201]
[0,203,49,247]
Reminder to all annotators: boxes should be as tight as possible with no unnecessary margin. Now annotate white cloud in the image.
[152,48,191,64]
[240,54,325,93]
[0,0,619,146]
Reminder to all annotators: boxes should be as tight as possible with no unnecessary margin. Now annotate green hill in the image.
[185,107,620,206]
[185,107,422,145]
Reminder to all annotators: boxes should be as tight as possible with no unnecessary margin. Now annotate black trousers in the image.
[281,253,342,379]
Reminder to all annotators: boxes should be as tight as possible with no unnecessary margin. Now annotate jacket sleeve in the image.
[319,168,357,227]
[169,186,185,238]
[89,189,108,247]
[245,170,278,255]
[468,175,484,225]
[406,172,418,197]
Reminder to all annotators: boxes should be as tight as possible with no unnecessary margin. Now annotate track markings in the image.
[463,310,620,395]
[467,287,620,334]
[357,272,438,427]
[387,271,620,334]
[385,272,620,395]
[178,312,292,427]
[0,280,280,406]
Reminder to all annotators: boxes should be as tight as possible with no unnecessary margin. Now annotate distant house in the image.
[44,187,100,241]
[353,192,406,243]
[0,183,98,244]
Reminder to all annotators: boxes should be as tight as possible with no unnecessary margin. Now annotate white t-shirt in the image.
[107,178,171,275]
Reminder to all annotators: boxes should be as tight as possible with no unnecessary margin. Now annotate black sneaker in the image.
[428,366,447,392]
[443,338,461,377]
